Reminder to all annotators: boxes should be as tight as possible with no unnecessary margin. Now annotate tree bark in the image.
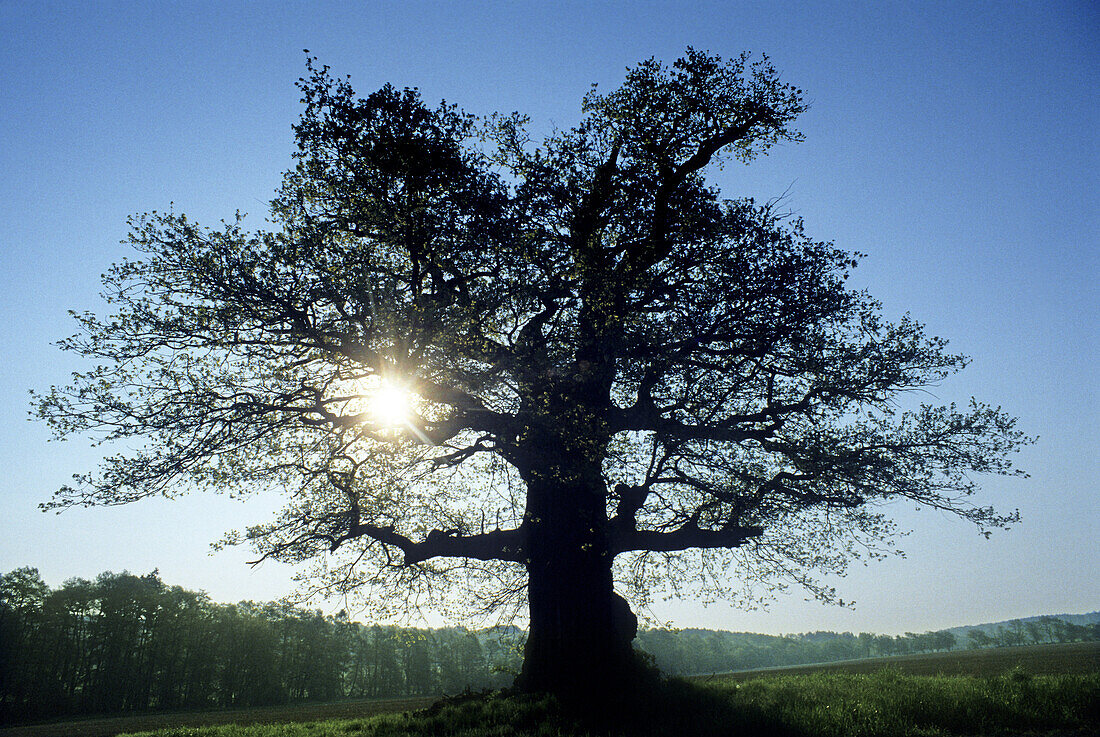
[509,354,644,704]
[519,546,638,699]
[515,468,639,702]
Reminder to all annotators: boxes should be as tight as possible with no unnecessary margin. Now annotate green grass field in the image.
[3,642,1097,737]
[103,671,1098,737]
[693,641,1100,681]
[0,698,436,737]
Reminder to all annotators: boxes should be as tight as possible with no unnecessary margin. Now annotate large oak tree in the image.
[36,50,1027,699]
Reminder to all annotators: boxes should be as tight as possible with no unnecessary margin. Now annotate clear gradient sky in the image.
[1,1,1096,635]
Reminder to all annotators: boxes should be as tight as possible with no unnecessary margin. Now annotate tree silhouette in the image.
[35,49,1027,700]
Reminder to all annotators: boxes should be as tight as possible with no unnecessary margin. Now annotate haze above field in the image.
[0,1,1096,635]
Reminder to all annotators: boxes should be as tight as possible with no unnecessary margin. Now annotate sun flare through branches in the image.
[367,378,413,429]
[31,48,1032,702]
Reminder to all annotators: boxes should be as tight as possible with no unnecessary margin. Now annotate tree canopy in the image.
[35,49,1027,698]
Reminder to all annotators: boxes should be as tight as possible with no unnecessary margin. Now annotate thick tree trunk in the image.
[510,361,642,704]
[515,471,638,702]
[519,548,638,699]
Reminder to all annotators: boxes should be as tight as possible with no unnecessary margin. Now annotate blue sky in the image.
[1,0,1096,634]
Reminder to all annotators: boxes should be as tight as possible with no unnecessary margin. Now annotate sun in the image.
[369,379,412,428]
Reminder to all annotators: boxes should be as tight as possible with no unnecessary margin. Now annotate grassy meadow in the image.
[693,641,1100,680]
[0,699,437,737]
[107,671,1099,737]
[3,643,1096,737]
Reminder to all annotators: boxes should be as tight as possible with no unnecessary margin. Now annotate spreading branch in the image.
[334,523,527,565]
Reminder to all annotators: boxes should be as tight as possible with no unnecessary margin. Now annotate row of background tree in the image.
[2,567,1097,723]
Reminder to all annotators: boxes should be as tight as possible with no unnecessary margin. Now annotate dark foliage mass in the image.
[33,49,1030,698]
[4,567,1095,724]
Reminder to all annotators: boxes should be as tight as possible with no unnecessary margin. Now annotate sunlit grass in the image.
[118,695,577,737]
[117,670,1100,737]
[708,669,1100,737]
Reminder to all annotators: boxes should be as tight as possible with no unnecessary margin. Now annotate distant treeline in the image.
[636,616,1100,676]
[0,568,521,722]
[2,567,1097,722]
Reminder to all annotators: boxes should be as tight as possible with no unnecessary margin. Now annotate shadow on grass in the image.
[584,676,805,737]
[369,668,1100,737]
[381,676,804,737]
[110,669,1100,737]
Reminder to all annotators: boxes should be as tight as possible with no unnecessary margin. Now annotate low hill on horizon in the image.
[942,611,1100,639]
[642,610,1100,640]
